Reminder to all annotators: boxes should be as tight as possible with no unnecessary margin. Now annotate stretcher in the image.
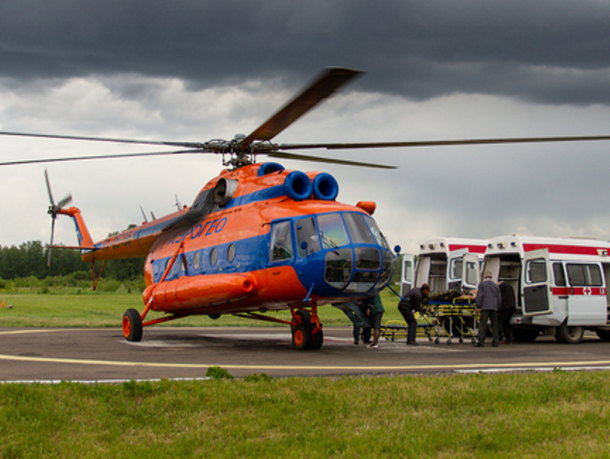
[379,317,435,342]
[424,298,478,345]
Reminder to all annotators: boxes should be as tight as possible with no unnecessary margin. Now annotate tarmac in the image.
[2,326,610,382]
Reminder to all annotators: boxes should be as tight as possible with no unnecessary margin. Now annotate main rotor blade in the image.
[278,134,610,151]
[0,130,202,149]
[239,67,363,148]
[266,151,395,169]
[0,149,204,166]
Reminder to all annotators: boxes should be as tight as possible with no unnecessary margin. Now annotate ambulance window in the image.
[450,259,463,280]
[589,265,603,286]
[296,217,321,257]
[318,213,349,249]
[566,264,602,287]
[553,263,566,286]
[343,213,376,244]
[525,258,547,284]
[465,262,478,285]
[270,221,294,262]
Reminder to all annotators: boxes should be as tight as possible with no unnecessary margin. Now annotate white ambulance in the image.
[401,237,487,296]
[483,235,610,343]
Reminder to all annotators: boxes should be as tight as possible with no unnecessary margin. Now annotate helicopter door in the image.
[522,249,553,316]
[400,253,414,297]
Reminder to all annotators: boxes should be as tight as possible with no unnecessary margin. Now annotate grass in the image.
[1,371,609,457]
[2,289,608,456]
[0,289,406,328]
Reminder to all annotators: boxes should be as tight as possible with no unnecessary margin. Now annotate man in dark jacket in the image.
[475,272,501,347]
[498,281,516,344]
[398,284,430,345]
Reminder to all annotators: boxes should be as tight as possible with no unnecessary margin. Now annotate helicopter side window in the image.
[270,221,294,262]
[296,217,321,257]
[318,213,349,249]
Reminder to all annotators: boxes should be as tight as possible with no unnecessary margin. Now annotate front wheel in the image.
[555,321,584,344]
[123,308,143,342]
[310,328,324,350]
[292,324,312,350]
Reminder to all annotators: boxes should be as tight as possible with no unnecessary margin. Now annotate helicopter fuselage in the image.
[65,162,396,328]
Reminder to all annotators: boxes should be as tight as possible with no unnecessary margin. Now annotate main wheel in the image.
[123,308,143,342]
[555,321,584,344]
[292,323,312,350]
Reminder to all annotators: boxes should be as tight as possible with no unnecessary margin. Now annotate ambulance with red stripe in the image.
[401,237,487,296]
[483,235,610,343]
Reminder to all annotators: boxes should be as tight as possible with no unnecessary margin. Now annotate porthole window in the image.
[227,244,236,262]
[181,255,187,272]
[193,251,201,270]
[210,247,218,265]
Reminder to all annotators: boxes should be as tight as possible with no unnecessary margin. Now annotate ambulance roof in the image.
[485,234,610,260]
[417,237,488,256]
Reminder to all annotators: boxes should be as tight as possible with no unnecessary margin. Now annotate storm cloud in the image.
[2,0,610,252]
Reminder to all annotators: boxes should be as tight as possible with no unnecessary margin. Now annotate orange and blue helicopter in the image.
[3,67,610,349]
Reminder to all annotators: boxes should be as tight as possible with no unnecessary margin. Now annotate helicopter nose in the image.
[322,244,395,294]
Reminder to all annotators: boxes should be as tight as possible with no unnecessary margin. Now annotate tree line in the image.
[0,240,144,281]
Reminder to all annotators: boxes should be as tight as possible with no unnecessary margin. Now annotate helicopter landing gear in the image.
[291,309,324,350]
[122,308,143,342]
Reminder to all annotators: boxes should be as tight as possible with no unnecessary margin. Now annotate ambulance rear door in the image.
[447,250,480,292]
[522,249,553,316]
[462,252,480,292]
[447,249,467,290]
[400,253,414,297]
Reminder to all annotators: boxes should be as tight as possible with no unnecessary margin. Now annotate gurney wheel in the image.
[434,338,440,344]
[447,339,452,345]
[459,338,463,344]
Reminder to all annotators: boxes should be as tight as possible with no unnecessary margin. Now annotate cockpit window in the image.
[363,215,390,250]
[318,213,350,249]
[343,213,376,244]
[270,221,293,262]
[296,217,321,257]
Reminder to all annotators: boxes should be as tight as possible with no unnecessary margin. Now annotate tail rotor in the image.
[44,169,72,266]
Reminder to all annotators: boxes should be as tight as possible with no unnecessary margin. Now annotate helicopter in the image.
[3,67,610,350]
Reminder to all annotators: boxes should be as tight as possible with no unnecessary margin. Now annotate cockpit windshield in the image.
[291,211,394,293]
[318,213,350,249]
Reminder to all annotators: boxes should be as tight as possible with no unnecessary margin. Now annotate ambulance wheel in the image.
[555,321,584,344]
[292,324,312,350]
[122,308,142,342]
[310,328,324,350]
[595,329,610,342]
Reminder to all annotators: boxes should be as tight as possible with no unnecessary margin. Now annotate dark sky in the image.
[2,0,610,104]
[2,0,610,250]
